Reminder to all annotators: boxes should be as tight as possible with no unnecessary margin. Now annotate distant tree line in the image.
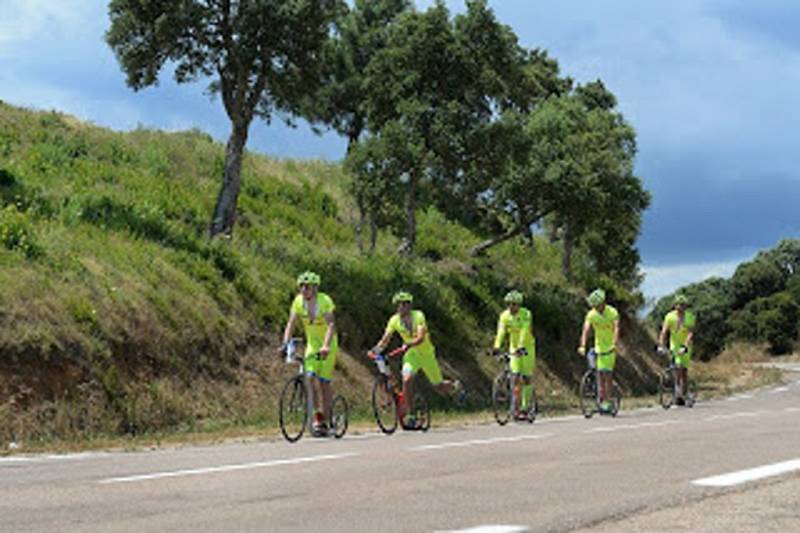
[648,240,800,357]
[106,0,649,295]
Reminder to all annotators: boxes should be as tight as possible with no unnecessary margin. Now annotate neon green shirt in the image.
[585,305,619,354]
[663,310,695,355]
[385,310,435,356]
[290,292,337,353]
[494,307,536,356]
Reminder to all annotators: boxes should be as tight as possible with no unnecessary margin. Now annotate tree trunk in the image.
[397,172,417,255]
[209,122,250,238]
[561,226,574,281]
[369,217,378,252]
[469,224,528,256]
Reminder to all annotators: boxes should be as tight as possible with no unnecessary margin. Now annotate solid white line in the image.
[411,433,553,451]
[692,459,800,487]
[98,452,359,484]
[785,407,800,413]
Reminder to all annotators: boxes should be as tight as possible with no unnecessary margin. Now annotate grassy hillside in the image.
[0,101,668,447]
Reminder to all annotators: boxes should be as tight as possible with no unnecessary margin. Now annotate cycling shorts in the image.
[596,350,616,372]
[510,352,535,377]
[402,347,443,385]
[304,347,337,381]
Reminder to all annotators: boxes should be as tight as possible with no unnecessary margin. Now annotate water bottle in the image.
[376,354,389,375]
[284,340,296,363]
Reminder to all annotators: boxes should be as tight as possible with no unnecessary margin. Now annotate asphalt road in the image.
[2,365,799,533]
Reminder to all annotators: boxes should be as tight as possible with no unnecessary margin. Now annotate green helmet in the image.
[586,288,606,307]
[674,294,689,306]
[504,290,524,304]
[392,291,414,304]
[296,271,321,287]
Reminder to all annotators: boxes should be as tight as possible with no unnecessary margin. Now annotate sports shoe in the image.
[312,420,329,437]
[402,416,420,430]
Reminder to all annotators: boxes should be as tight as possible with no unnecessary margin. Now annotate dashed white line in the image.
[0,452,111,465]
[436,526,529,533]
[411,433,553,451]
[584,420,677,434]
[785,407,800,413]
[692,459,800,487]
[704,411,764,422]
[98,452,359,484]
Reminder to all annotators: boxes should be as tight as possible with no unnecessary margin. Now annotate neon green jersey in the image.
[585,305,619,353]
[663,310,695,354]
[385,310,435,356]
[290,292,337,353]
[494,307,536,356]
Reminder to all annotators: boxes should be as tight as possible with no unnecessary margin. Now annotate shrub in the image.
[0,205,43,258]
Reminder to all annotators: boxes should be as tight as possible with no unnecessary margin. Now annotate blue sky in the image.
[1,0,798,300]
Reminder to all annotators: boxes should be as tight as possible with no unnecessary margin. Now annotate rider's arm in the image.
[372,329,394,353]
[613,319,620,349]
[658,319,669,347]
[685,328,694,348]
[282,312,299,346]
[579,320,591,352]
[493,318,507,350]
[321,312,335,354]
[407,323,427,348]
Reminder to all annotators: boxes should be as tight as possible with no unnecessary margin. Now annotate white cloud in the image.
[0,0,98,53]
[641,258,745,301]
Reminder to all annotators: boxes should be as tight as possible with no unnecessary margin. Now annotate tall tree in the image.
[304,0,412,251]
[355,0,548,254]
[472,85,649,290]
[106,0,342,238]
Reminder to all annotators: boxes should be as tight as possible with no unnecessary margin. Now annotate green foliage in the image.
[0,205,43,258]
[650,239,800,358]
[727,292,798,355]
[350,0,556,250]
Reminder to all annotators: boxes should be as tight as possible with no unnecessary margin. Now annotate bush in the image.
[0,205,43,258]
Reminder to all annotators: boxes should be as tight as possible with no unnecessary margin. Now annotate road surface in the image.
[2,365,799,532]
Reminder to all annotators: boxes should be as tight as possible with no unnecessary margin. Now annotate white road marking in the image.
[436,526,529,533]
[704,411,764,422]
[769,387,789,394]
[0,452,111,465]
[584,420,677,434]
[784,407,800,413]
[98,452,359,484]
[692,459,800,487]
[411,433,553,452]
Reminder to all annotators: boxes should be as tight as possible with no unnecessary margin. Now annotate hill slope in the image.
[0,102,663,446]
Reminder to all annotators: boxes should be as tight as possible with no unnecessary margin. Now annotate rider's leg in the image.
[678,367,688,397]
[303,354,320,419]
[520,375,532,411]
[421,349,458,396]
[520,353,535,411]
[320,379,333,423]
[598,371,609,405]
[509,373,520,414]
[402,373,415,422]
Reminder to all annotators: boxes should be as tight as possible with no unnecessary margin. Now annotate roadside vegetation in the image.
[648,240,800,357]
